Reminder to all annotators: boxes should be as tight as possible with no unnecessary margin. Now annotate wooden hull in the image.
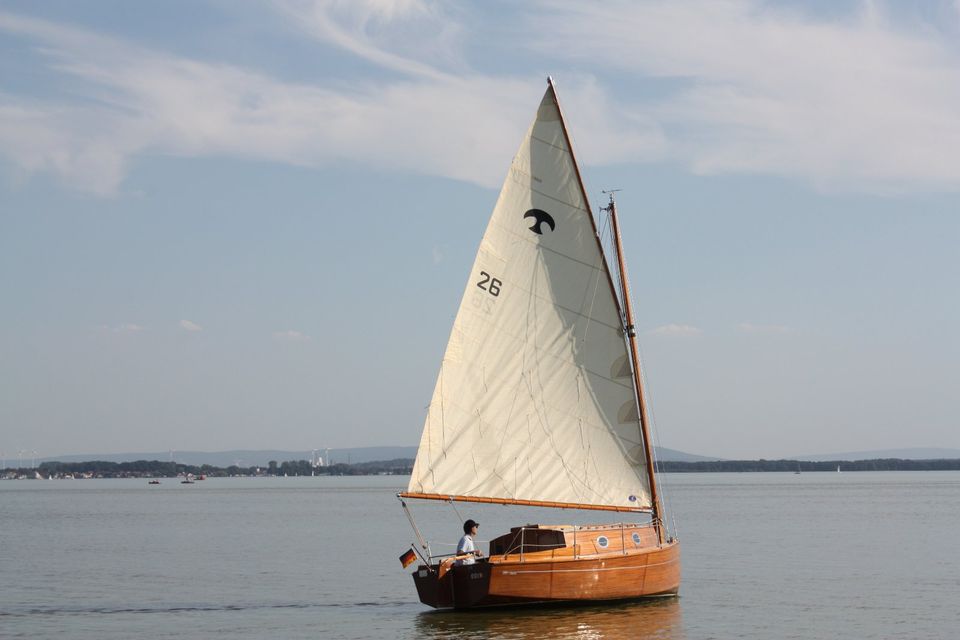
[412,538,680,610]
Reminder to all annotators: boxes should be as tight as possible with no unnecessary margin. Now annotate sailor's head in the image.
[463,519,479,535]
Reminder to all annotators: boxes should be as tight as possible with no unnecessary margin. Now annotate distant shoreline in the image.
[4,456,960,479]
[656,458,960,472]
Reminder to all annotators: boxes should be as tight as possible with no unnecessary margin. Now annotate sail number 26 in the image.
[476,271,502,297]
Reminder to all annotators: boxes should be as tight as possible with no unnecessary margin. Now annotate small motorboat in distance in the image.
[148,480,161,485]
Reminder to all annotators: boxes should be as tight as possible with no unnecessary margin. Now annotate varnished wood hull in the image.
[412,539,680,610]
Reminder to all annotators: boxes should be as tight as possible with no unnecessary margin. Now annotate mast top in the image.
[601,189,622,208]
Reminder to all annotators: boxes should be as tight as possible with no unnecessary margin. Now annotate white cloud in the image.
[3,2,960,195]
[530,0,960,192]
[179,319,203,332]
[648,323,702,337]
[272,329,311,341]
[0,9,660,195]
[274,0,459,81]
[738,322,791,334]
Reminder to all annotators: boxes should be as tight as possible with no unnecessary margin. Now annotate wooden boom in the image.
[399,492,652,513]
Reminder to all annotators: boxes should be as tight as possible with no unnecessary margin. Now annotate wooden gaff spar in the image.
[398,78,680,609]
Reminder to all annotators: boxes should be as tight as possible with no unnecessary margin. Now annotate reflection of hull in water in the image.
[415,589,684,639]
[413,523,679,610]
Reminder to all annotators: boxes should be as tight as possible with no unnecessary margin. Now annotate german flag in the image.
[399,548,417,569]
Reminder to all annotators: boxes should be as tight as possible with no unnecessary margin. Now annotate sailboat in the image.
[398,78,680,609]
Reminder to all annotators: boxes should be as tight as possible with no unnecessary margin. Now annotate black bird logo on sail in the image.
[524,209,556,235]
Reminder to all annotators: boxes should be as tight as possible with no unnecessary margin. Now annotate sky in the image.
[1,0,959,460]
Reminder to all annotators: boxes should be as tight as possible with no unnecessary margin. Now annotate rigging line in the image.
[580,257,603,358]
[600,207,626,327]
[634,338,676,536]
[588,205,652,501]
[527,323,586,501]
[524,249,589,501]
[474,261,536,499]
[399,495,430,554]
[493,264,536,480]
[447,497,464,524]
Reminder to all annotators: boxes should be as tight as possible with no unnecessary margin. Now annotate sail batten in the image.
[407,84,652,511]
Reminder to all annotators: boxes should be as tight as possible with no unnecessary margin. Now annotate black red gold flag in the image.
[399,548,417,568]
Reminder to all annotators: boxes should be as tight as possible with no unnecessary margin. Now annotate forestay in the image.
[406,84,652,512]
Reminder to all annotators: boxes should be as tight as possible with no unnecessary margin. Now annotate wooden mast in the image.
[605,193,666,544]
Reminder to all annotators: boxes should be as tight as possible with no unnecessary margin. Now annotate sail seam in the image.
[448,324,632,389]
[529,132,571,155]
[437,395,644,441]
[506,166,588,213]
[470,266,622,332]
[491,216,602,274]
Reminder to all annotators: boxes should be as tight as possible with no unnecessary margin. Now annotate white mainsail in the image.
[407,84,652,511]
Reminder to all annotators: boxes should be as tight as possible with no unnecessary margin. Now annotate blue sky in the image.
[1,1,958,460]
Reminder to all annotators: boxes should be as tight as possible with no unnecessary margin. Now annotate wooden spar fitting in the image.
[606,194,666,544]
[398,492,651,513]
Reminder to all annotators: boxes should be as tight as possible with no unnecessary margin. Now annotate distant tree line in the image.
[654,458,960,472]
[3,458,414,478]
[7,457,959,479]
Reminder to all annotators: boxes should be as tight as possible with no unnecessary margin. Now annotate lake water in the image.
[1,472,958,639]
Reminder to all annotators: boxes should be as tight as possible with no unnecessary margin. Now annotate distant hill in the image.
[39,446,418,467]
[655,447,721,462]
[40,445,714,466]
[793,447,960,461]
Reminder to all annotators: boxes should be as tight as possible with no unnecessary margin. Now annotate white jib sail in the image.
[408,85,652,511]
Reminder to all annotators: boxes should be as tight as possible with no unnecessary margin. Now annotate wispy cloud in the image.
[274,0,460,81]
[648,323,702,337]
[738,322,791,334]
[272,329,311,341]
[179,319,203,332]
[531,0,960,192]
[3,2,960,196]
[0,10,651,195]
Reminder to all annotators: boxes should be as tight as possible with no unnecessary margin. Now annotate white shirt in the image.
[456,534,476,565]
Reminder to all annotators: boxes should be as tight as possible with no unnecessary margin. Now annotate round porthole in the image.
[632,532,641,544]
[597,535,609,548]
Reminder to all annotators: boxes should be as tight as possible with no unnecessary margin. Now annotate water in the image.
[1,472,958,639]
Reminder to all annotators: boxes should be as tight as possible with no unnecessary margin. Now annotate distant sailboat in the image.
[398,78,680,609]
